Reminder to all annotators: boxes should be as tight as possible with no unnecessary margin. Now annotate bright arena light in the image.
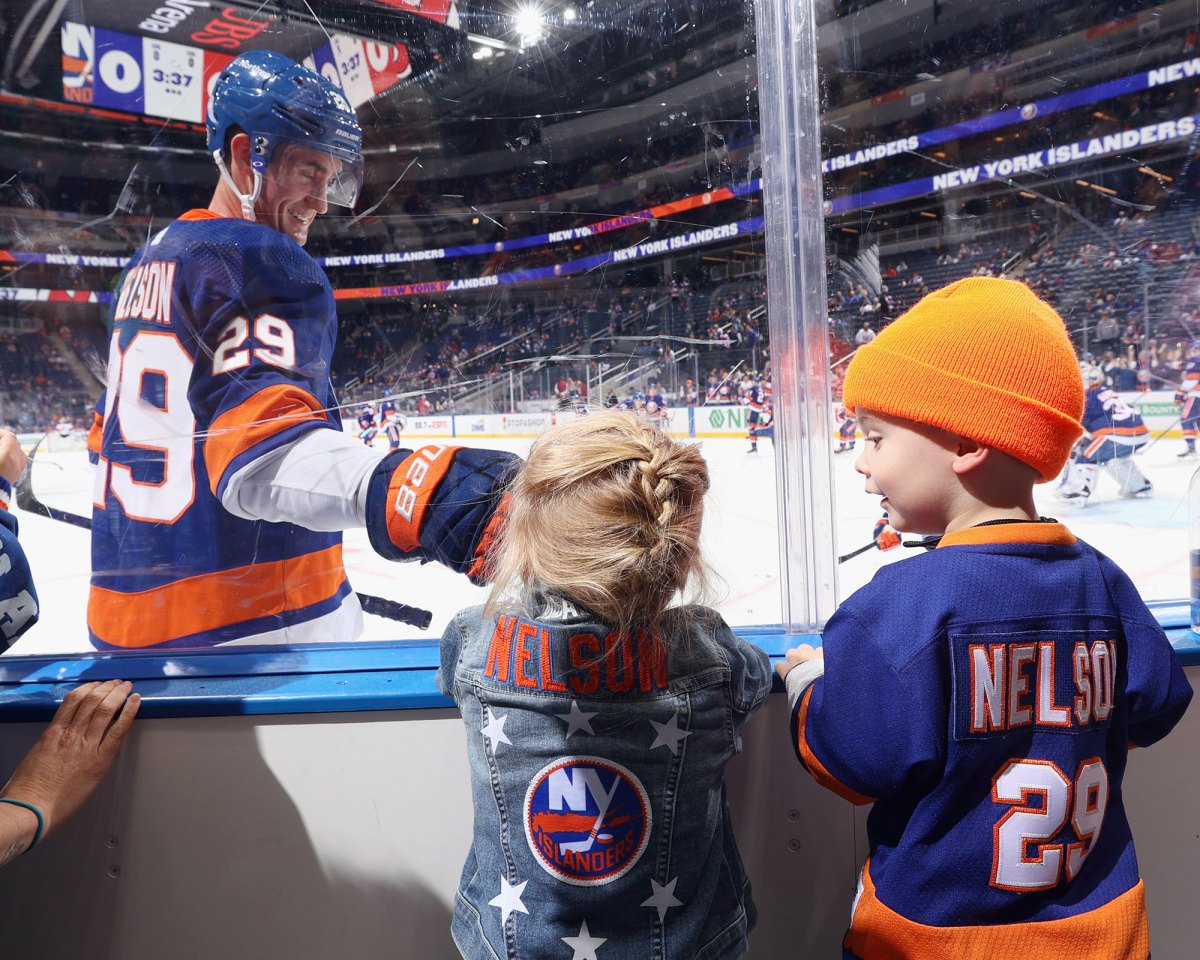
[563,6,577,21]
[514,4,545,46]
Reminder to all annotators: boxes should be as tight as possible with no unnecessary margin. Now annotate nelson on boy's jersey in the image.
[89,211,354,650]
[791,523,1191,958]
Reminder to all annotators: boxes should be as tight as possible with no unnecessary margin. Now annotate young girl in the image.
[438,409,772,960]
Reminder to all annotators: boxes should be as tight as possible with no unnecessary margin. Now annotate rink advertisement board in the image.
[333,394,1190,445]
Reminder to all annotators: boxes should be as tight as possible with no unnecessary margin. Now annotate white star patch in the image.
[648,714,691,755]
[488,875,529,924]
[561,919,607,959]
[641,876,683,923]
[556,700,598,738]
[482,708,512,751]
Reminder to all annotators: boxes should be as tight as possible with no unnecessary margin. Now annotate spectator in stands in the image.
[855,321,877,345]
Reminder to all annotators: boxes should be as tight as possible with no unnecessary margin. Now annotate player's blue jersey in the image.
[743,384,764,413]
[791,523,1191,957]
[88,210,351,650]
[1081,385,1148,454]
[1179,357,1200,396]
[380,398,396,421]
[358,410,376,431]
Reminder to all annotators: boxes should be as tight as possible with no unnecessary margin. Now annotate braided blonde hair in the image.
[485,409,712,637]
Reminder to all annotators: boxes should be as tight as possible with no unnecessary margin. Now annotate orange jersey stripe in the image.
[204,384,328,495]
[87,410,103,456]
[1090,425,1149,438]
[796,686,875,806]
[845,860,1149,960]
[89,544,347,648]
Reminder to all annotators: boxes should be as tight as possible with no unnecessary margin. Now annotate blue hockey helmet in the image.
[207,50,363,208]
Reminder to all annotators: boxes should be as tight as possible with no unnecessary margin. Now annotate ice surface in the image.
[5,434,1190,656]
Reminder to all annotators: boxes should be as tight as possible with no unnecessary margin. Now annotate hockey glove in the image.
[873,516,901,552]
[364,444,520,582]
[1176,391,1187,407]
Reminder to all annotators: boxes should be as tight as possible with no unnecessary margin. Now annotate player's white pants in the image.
[1059,462,1098,499]
[1104,458,1152,497]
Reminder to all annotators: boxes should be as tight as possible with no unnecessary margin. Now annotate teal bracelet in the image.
[0,798,44,851]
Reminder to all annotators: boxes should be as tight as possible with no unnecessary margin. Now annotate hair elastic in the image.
[0,798,44,850]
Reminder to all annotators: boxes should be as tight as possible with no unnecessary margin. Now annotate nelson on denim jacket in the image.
[437,599,773,960]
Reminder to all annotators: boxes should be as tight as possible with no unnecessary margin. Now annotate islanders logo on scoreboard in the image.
[524,757,651,886]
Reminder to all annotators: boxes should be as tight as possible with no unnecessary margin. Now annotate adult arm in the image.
[0,681,140,866]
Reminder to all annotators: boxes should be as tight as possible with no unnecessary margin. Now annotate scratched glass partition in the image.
[819,0,1200,606]
[0,0,789,654]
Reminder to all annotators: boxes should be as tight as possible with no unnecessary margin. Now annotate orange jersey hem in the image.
[89,544,347,647]
[845,860,1149,960]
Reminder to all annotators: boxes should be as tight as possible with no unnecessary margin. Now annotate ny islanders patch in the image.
[524,756,652,886]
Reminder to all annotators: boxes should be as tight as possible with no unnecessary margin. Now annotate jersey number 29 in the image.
[94,331,195,523]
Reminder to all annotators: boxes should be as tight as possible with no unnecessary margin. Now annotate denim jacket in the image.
[437,599,772,960]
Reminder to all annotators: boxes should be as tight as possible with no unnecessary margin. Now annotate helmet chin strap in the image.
[213,150,262,222]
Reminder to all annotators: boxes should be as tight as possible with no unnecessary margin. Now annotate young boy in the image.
[777,277,1192,959]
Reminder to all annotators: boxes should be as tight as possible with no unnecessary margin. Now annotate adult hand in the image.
[0,431,28,487]
[2,680,140,838]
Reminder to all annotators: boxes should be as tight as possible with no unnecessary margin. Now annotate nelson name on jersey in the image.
[483,615,669,696]
[959,631,1116,737]
[113,260,177,326]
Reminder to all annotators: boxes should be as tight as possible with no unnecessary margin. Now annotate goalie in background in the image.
[1058,363,1152,502]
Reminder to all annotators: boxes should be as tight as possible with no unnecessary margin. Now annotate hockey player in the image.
[743,375,765,453]
[357,404,378,446]
[87,51,517,650]
[384,409,408,450]
[1175,341,1200,457]
[379,396,397,428]
[750,397,775,450]
[777,278,1191,958]
[1058,364,1152,501]
[834,400,857,453]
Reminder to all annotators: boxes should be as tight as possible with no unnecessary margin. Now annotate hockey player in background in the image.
[385,409,408,450]
[834,400,857,453]
[1174,340,1200,457]
[776,278,1190,959]
[87,51,517,650]
[743,374,765,453]
[356,404,378,446]
[1058,364,1152,502]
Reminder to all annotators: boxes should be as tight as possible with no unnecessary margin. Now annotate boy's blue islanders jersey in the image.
[88,211,352,649]
[790,523,1192,959]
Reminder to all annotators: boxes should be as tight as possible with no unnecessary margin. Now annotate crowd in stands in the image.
[0,332,91,433]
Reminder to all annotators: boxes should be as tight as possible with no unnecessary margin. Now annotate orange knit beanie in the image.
[842,277,1083,481]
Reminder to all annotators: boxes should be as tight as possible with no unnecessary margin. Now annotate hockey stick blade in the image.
[16,440,433,630]
[838,541,876,563]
